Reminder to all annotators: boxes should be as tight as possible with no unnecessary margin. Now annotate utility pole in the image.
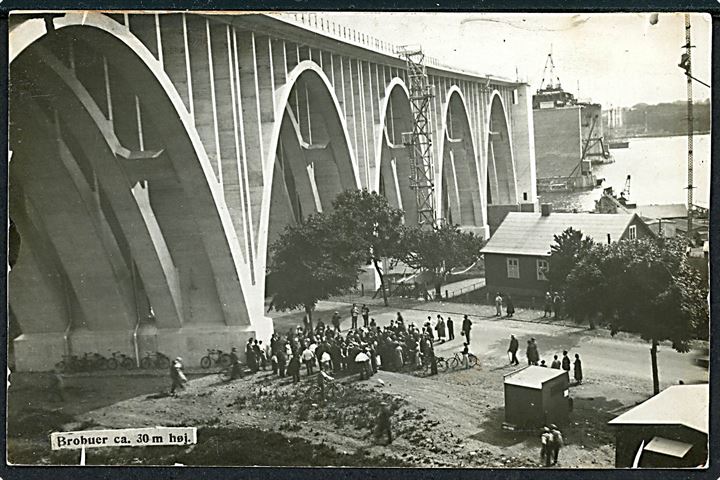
[397,45,437,229]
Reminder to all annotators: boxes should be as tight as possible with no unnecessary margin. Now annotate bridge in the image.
[8,11,537,370]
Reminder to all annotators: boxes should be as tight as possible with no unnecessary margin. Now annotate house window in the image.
[628,225,637,240]
[507,257,520,279]
[537,259,549,281]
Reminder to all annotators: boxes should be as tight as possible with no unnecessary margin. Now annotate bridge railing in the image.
[277,12,513,84]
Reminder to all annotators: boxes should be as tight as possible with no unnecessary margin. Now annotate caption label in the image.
[50,427,197,450]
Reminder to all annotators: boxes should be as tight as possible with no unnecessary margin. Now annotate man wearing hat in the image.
[374,402,393,444]
[169,357,187,395]
[540,426,553,466]
[549,424,563,465]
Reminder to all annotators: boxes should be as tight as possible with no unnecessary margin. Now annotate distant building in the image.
[608,384,708,468]
[480,205,654,298]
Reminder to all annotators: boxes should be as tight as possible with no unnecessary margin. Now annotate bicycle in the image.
[140,351,171,369]
[107,351,135,370]
[55,354,81,373]
[421,354,448,374]
[304,373,344,401]
[200,349,233,369]
[448,351,479,370]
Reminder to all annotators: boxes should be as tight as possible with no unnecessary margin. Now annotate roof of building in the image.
[608,384,708,435]
[481,212,639,256]
[504,365,568,389]
[644,437,694,458]
[632,204,688,220]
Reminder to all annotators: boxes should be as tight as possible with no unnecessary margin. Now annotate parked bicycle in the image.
[447,351,479,370]
[421,354,448,374]
[303,372,344,402]
[107,351,136,370]
[55,354,81,373]
[140,351,171,370]
[200,349,233,369]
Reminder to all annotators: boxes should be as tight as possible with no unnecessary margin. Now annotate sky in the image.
[301,12,711,109]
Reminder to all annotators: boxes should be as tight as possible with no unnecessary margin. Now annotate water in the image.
[538,134,711,212]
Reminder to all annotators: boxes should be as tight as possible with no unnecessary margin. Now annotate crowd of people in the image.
[507,336,583,384]
[493,291,566,320]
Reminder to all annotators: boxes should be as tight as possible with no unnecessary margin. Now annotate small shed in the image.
[503,366,570,427]
[608,384,708,467]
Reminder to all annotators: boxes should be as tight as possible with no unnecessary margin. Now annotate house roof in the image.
[481,212,638,256]
[608,384,708,435]
[504,365,567,389]
[632,204,688,220]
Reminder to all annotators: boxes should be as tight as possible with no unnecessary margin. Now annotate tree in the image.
[330,189,404,306]
[397,223,485,299]
[547,227,594,293]
[267,213,363,332]
[565,237,708,395]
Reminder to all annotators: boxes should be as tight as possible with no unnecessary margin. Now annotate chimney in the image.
[541,203,552,217]
[607,233,611,244]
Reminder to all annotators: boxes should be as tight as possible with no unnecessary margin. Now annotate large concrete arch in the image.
[9,13,257,369]
[438,86,483,229]
[485,90,518,205]
[373,78,417,224]
[260,61,360,287]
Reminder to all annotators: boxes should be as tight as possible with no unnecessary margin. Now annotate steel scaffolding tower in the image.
[683,13,695,237]
[397,45,437,229]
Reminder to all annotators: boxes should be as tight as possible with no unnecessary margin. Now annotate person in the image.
[332,311,341,332]
[543,291,553,318]
[574,353,583,384]
[527,338,539,366]
[229,355,244,380]
[246,338,258,372]
[301,346,315,376]
[540,426,553,467]
[461,315,472,344]
[355,349,371,380]
[561,351,571,372]
[253,340,264,370]
[49,369,65,402]
[361,304,370,328]
[425,317,435,342]
[320,351,332,371]
[447,316,455,340]
[287,354,301,383]
[350,304,359,329]
[553,292,562,320]
[549,424,563,465]
[277,348,287,377]
[374,402,393,444]
[495,292,503,317]
[169,357,187,395]
[505,295,515,318]
[462,342,470,369]
[507,334,519,365]
[550,354,561,369]
[435,315,446,343]
[540,359,547,367]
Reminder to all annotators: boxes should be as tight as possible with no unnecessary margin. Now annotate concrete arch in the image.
[9,13,256,368]
[260,61,360,278]
[485,90,518,205]
[373,78,417,223]
[438,86,483,228]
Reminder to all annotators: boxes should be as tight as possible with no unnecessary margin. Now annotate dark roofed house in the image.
[480,205,654,298]
[608,384,708,467]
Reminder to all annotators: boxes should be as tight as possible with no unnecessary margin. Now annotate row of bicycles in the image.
[54,351,171,372]
[54,348,242,373]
